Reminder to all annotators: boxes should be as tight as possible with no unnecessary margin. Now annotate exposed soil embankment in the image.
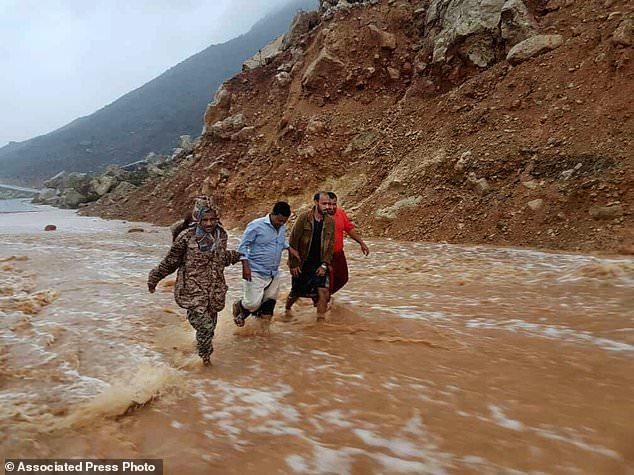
[82,0,633,254]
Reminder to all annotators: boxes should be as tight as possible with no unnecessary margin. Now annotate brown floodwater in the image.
[1,202,633,474]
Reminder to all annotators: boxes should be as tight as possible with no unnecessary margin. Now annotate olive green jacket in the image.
[288,208,335,269]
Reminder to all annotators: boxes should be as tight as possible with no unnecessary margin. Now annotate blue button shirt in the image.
[238,215,289,277]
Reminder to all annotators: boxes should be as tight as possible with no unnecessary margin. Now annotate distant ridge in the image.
[0,0,317,186]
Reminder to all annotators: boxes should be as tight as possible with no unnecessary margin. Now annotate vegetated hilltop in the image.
[84,0,633,254]
[0,0,317,186]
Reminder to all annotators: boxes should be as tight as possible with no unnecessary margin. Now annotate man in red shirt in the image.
[326,192,370,294]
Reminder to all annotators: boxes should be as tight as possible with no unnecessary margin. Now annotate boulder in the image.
[147,164,165,177]
[527,198,544,211]
[298,145,318,158]
[302,49,345,93]
[344,129,380,154]
[473,178,491,195]
[103,165,128,179]
[425,0,537,68]
[43,171,67,189]
[144,152,158,163]
[427,0,506,67]
[376,196,422,220]
[90,175,119,196]
[320,0,366,16]
[454,151,470,172]
[210,114,246,140]
[387,67,401,80]
[44,225,57,231]
[500,0,536,47]
[367,24,397,50]
[232,126,257,142]
[127,228,145,233]
[506,34,564,65]
[63,172,92,192]
[243,35,284,70]
[307,117,327,134]
[108,182,138,200]
[202,85,232,135]
[521,180,540,190]
[170,148,184,160]
[467,172,491,195]
[114,163,150,186]
[34,188,58,204]
[43,196,61,206]
[60,189,89,209]
[612,16,633,47]
[121,160,148,172]
[282,10,321,50]
[275,71,292,87]
[590,205,624,220]
[179,135,194,152]
[278,62,294,73]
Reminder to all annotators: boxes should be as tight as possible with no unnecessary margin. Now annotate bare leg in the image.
[285,294,299,312]
[316,288,330,319]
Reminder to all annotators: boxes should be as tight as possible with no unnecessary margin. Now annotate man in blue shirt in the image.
[233,201,299,326]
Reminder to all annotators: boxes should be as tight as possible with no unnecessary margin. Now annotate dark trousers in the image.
[290,261,328,298]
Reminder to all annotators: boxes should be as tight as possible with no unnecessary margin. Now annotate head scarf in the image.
[191,196,221,253]
[192,196,220,222]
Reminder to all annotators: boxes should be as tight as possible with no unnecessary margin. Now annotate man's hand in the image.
[316,266,327,277]
[148,282,156,294]
[290,267,301,277]
[360,241,370,256]
[288,247,300,261]
[242,260,252,281]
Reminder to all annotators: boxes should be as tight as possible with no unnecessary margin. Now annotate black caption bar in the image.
[4,459,163,474]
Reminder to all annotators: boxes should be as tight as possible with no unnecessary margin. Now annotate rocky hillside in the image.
[0,0,317,186]
[83,0,633,254]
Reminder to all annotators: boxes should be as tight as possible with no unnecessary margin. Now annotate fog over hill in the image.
[0,0,317,186]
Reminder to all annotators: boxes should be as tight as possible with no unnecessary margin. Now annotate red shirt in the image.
[333,207,354,253]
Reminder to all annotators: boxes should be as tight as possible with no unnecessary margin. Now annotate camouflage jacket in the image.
[148,226,241,313]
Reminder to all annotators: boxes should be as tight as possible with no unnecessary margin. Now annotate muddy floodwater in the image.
[1,201,633,474]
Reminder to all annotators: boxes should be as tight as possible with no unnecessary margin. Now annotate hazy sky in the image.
[0,0,293,146]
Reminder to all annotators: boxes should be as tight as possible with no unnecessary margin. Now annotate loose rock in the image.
[507,34,564,65]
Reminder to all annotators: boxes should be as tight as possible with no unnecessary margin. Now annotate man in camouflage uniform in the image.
[148,197,241,365]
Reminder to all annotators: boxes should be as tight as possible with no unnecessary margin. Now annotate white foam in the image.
[488,405,524,432]
[466,318,634,353]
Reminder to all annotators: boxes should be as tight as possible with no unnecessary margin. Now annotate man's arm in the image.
[348,228,370,256]
[224,249,242,267]
[280,226,300,260]
[238,222,258,261]
[341,210,369,256]
[238,222,258,280]
[287,214,305,276]
[148,234,188,292]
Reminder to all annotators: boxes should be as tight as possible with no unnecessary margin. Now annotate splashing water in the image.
[1,204,632,473]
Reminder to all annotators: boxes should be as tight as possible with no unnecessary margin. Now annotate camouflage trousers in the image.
[187,309,218,359]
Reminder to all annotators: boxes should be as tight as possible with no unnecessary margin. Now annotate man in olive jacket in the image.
[285,192,335,318]
[148,197,241,365]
